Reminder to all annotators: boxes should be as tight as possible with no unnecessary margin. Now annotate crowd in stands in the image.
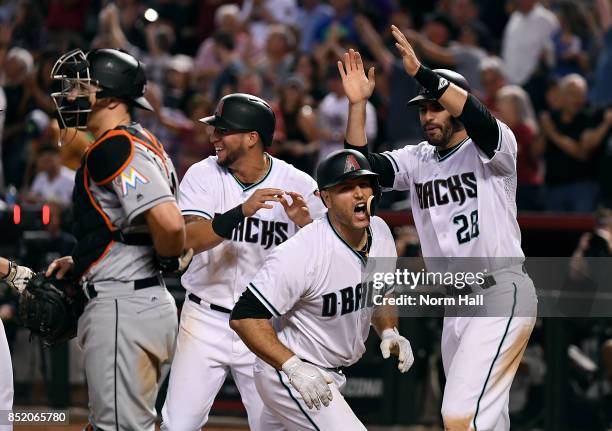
[0,0,611,215]
[3,0,612,270]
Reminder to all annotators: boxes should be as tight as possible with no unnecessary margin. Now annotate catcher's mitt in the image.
[19,273,86,347]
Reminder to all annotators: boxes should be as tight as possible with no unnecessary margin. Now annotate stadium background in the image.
[0,0,611,429]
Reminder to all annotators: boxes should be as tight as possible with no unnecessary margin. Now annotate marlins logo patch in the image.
[119,167,149,196]
[344,155,361,173]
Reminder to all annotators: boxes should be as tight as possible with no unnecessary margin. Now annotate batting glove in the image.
[2,260,35,294]
[380,327,414,373]
[281,355,333,410]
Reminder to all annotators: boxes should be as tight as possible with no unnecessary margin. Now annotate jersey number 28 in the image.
[453,210,479,244]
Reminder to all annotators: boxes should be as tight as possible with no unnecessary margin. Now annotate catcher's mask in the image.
[51,48,153,130]
[50,49,93,130]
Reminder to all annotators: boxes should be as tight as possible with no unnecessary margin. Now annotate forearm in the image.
[346,101,368,147]
[582,122,611,152]
[146,202,186,256]
[454,93,500,158]
[185,218,224,253]
[0,258,10,278]
[416,37,455,66]
[229,318,295,369]
[372,301,399,337]
[550,132,588,160]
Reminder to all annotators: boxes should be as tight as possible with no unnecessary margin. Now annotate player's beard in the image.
[216,145,245,168]
[423,118,455,147]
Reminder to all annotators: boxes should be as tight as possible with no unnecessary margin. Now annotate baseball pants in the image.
[161,297,264,431]
[0,320,13,431]
[78,284,178,431]
[253,357,367,431]
[441,265,537,431]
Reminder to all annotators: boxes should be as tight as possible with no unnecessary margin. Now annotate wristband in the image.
[414,65,450,99]
[212,204,245,239]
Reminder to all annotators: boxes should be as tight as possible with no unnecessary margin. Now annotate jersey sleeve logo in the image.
[119,167,149,196]
[344,155,361,173]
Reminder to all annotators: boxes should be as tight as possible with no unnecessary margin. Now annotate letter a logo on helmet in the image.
[344,155,361,173]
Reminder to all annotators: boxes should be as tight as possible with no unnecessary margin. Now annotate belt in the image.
[444,264,528,296]
[188,293,232,314]
[445,274,495,296]
[303,359,344,374]
[84,275,161,300]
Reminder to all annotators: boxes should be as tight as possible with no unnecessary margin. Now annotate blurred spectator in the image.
[10,0,46,53]
[317,66,377,162]
[49,121,90,171]
[544,77,564,111]
[2,47,34,189]
[479,56,508,110]
[421,12,455,51]
[496,85,543,211]
[551,0,590,78]
[536,74,598,212]
[273,75,319,175]
[353,0,396,32]
[241,0,298,51]
[448,0,480,28]
[115,0,148,52]
[142,22,175,90]
[292,53,326,101]
[194,4,253,89]
[403,20,488,93]
[256,24,296,100]
[590,0,612,108]
[46,0,92,50]
[24,48,60,115]
[0,87,5,193]
[177,94,215,179]
[297,0,334,52]
[502,0,558,86]
[164,54,195,111]
[312,0,359,48]
[23,144,75,206]
[582,107,612,208]
[237,70,264,97]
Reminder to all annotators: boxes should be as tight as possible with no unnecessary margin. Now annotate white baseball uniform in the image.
[161,154,326,431]
[246,214,397,431]
[0,321,13,431]
[382,119,537,430]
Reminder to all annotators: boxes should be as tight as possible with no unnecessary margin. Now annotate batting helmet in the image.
[406,69,471,106]
[316,149,382,215]
[200,93,276,146]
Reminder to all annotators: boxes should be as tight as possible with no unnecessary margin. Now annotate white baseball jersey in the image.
[247,215,397,369]
[179,154,326,309]
[382,119,523,263]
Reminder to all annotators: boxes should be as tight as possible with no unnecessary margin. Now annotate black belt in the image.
[303,359,344,374]
[188,293,232,314]
[85,275,161,300]
[445,274,496,296]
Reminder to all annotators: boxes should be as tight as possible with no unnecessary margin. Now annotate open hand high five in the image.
[391,25,421,77]
[337,48,375,104]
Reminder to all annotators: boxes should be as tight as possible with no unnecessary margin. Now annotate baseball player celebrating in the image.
[339,28,537,431]
[160,93,326,431]
[0,257,34,431]
[229,149,414,430]
[46,48,188,431]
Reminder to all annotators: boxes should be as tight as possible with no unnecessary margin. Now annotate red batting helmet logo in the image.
[344,155,361,173]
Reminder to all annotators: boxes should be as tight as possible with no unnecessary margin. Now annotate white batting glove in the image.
[380,327,414,373]
[2,260,35,294]
[281,356,333,410]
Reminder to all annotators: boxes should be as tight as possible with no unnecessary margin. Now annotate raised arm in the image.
[391,25,501,159]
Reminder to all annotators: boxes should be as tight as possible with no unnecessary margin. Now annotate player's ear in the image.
[320,190,330,208]
[245,131,261,149]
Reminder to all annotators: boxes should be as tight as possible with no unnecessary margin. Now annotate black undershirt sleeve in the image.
[230,288,273,320]
[457,94,500,159]
[343,141,396,188]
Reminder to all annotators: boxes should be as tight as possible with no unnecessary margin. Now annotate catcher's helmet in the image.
[406,69,471,106]
[316,149,382,214]
[200,93,276,146]
[51,48,152,129]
